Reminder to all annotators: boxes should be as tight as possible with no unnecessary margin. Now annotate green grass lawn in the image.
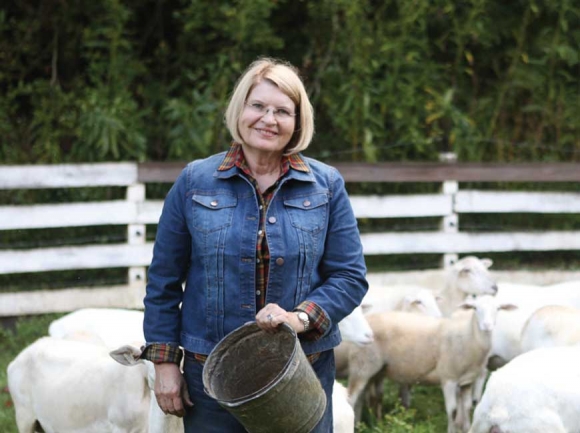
[1,314,448,432]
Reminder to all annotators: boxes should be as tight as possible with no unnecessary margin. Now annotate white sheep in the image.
[347,295,516,433]
[361,256,497,319]
[338,305,374,346]
[7,336,182,433]
[48,307,145,348]
[469,346,580,433]
[335,289,441,380]
[332,381,354,433]
[488,281,580,368]
[519,304,580,353]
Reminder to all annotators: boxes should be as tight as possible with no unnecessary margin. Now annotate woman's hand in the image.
[153,362,194,417]
[256,303,303,334]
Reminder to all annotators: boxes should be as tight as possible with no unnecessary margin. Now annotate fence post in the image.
[127,183,147,293]
[439,152,458,269]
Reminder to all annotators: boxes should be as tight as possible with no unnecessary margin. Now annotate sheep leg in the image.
[458,384,473,433]
[441,381,459,433]
[347,343,383,424]
[347,376,368,425]
[398,384,411,409]
[369,372,385,419]
[472,368,488,405]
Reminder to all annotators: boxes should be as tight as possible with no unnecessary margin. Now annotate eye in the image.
[276,108,291,116]
[250,102,265,110]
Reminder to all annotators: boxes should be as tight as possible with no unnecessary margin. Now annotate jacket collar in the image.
[214,143,315,183]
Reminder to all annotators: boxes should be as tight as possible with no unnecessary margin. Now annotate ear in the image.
[481,258,493,269]
[109,345,142,366]
[360,303,372,315]
[499,303,518,311]
[458,297,477,310]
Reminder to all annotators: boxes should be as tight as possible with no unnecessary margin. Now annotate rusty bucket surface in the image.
[202,322,326,433]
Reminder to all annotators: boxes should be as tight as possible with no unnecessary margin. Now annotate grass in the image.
[354,382,448,432]
[1,315,448,433]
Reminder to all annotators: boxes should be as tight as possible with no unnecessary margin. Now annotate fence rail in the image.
[1,161,579,316]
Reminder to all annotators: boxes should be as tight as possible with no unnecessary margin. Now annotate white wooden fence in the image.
[1,161,580,316]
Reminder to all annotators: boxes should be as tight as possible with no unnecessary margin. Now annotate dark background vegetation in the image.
[1,0,579,165]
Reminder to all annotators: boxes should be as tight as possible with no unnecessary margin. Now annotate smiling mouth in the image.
[255,128,277,137]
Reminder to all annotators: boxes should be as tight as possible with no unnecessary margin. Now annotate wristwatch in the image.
[296,311,310,332]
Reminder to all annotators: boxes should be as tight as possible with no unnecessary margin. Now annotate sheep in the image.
[469,346,580,433]
[519,304,580,353]
[48,307,145,349]
[347,295,516,433]
[335,289,441,379]
[332,381,354,433]
[488,281,580,369]
[6,336,182,433]
[338,305,374,347]
[361,256,498,319]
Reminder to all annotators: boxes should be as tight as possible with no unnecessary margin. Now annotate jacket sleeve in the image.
[303,167,369,334]
[143,168,191,348]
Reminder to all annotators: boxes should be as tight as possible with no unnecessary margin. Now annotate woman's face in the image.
[238,80,296,156]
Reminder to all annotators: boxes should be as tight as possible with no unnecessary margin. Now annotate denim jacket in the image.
[143,151,368,355]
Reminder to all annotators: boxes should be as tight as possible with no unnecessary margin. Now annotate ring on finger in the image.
[267,314,273,321]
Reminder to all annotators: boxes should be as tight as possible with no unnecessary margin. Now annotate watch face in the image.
[298,312,308,322]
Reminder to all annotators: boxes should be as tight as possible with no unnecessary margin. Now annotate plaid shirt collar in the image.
[218,143,310,174]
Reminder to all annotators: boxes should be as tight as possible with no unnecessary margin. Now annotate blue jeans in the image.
[182,350,335,433]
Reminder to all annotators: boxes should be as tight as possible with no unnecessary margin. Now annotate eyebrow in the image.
[248,98,294,111]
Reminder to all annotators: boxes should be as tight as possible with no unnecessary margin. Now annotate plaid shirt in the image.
[142,144,329,365]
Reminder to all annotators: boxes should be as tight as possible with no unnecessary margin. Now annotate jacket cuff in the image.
[294,301,329,341]
[140,343,183,364]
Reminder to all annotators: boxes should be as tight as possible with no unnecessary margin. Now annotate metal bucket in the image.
[202,322,326,433]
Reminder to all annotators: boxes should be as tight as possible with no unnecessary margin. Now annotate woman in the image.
[142,57,368,432]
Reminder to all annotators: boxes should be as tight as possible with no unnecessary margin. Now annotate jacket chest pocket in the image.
[191,193,237,233]
[283,193,328,234]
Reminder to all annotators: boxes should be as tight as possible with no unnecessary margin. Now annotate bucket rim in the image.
[203,322,298,407]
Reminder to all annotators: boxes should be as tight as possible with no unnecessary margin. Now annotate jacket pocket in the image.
[283,193,328,234]
[191,192,237,233]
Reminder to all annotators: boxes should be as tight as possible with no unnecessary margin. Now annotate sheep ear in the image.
[109,345,142,366]
[458,298,476,310]
[500,303,518,311]
[360,303,372,315]
[481,258,493,269]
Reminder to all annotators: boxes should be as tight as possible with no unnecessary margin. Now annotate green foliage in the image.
[1,0,579,163]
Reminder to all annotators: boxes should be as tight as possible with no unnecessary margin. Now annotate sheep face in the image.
[452,256,498,297]
[338,306,374,346]
[461,295,517,332]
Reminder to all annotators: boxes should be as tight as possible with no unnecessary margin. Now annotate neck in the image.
[241,145,283,178]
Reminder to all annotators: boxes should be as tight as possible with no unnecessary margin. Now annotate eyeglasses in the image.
[245,102,296,121]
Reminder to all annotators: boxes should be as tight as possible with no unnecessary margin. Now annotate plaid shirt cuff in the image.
[140,343,183,365]
[294,301,330,341]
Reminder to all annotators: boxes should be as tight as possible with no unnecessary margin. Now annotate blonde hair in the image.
[224,57,314,155]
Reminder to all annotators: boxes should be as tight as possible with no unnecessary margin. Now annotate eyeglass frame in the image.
[244,101,297,121]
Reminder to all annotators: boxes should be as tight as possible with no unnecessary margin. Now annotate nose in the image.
[260,108,276,122]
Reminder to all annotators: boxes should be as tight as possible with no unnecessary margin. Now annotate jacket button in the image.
[303,200,311,207]
[275,257,284,266]
[210,200,218,207]
[268,216,277,224]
